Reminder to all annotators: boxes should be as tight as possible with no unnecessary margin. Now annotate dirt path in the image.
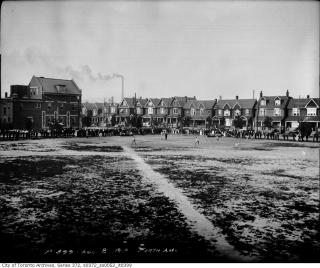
[123,145,256,261]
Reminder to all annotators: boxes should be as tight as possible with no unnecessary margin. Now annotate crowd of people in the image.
[0,126,318,142]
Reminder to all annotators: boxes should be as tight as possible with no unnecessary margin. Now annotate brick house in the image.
[1,76,82,130]
[154,98,172,127]
[183,99,216,128]
[285,96,320,130]
[255,90,291,130]
[142,98,160,127]
[213,96,257,129]
[167,96,196,128]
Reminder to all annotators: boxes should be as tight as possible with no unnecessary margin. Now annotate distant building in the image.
[0,76,82,129]
[285,96,320,130]
[255,90,291,130]
[183,99,216,128]
[213,96,257,129]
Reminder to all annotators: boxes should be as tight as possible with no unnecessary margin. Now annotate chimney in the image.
[307,95,310,99]
[219,96,222,100]
[236,95,239,100]
[194,96,196,100]
[185,96,187,103]
[286,89,289,97]
[260,91,263,98]
[214,98,217,103]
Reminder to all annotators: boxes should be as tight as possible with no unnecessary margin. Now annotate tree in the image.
[263,116,272,129]
[206,116,213,128]
[110,115,117,126]
[182,116,191,127]
[136,115,142,129]
[82,116,92,127]
[233,116,245,129]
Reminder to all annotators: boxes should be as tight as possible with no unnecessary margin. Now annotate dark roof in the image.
[215,99,256,109]
[184,100,215,109]
[258,95,290,108]
[173,96,196,107]
[157,97,172,107]
[82,102,97,110]
[287,98,320,108]
[31,76,81,95]
[123,97,135,108]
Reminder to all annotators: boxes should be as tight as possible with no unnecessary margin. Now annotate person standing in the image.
[194,136,199,147]
[131,135,137,147]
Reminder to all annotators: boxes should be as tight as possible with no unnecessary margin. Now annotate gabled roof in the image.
[157,97,172,107]
[30,76,81,95]
[215,99,256,109]
[287,98,319,108]
[305,98,320,108]
[184,99,215,109]
[122,97,135,108]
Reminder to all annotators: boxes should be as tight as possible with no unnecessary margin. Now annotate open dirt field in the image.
[0,135,319,262]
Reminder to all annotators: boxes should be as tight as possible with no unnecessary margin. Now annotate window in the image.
[3,107,6,115]
[191,108,196,116]
[292,108,300,116]
[60,103,64,110]
[148,107,153,115]
[224,109,230,116]
[245,109,250,115]
[36,103,41,109]
[218,109,223,116]
[160,107,165,114]
[200,108,204,115]
[234,109,241,116]
[136,107,141,114]
[260,99,266,106]
[111,107,116,113]
[173,108,178,114]
[259,108,265,116]
[72,104,76,111]
[8,117,11,123]
[275,99,281,106]
[307,108,317,116]
[274,108,281,116]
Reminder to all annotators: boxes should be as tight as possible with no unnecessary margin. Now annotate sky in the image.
[1,0,319,102]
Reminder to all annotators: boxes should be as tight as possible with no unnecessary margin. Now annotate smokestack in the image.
[286,89,289,97]
[121,76,124,100]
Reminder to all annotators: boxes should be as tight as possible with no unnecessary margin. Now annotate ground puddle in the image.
[123,145,255,261]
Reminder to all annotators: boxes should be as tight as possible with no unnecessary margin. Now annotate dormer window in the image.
[224,109,230,116]
[136,107,141,114]
[148,107,153,115]
[260,99,266,106]
[307,108,317,116]
[218,109,223,116]
[234,109,241,116]
[275,99,281,106]
[200,108,204,115]
[160,107,165,114]
[111,107,116,113]
[292,108,300,116]
[191,108,196,116]
[56,85,67,93]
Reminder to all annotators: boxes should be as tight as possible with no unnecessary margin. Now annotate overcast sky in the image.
[1,0,319,102]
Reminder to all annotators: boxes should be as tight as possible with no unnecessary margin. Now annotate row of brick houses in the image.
[82,90,320,131]
[0,76,82,130]
[0,76,319,131]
